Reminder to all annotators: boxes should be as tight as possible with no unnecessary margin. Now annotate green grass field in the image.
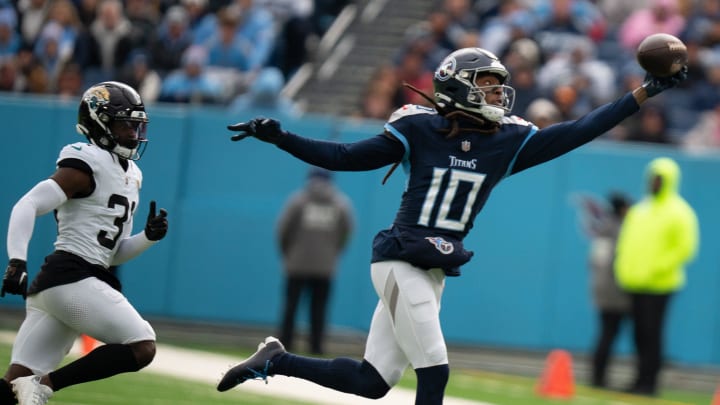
[0,343,314,405]
[162,339,717,405]
[0,340,713,405]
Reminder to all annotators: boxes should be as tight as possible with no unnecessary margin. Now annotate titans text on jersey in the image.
[273,94,639,275]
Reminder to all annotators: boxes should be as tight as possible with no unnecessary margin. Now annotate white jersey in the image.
[53,142,142,268]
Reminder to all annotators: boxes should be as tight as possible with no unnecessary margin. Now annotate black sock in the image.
[276,354,390,399]
[49,344,140,391]
[0,379,17,404]
[415,364,449,405]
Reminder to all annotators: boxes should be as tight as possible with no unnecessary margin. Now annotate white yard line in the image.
[148,344,492,405]
[0,331,491,405]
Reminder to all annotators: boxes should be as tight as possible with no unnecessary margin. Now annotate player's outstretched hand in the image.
[228,117,285,144]
[145,201,168,241]
[642,65,688,97]
[1,259,27,299]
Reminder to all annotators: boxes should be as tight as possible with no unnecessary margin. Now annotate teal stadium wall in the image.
[1,95,719,368]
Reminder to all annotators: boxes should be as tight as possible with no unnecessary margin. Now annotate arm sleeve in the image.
[111,232,156,265]
[510,92,640,174]
[276,132,405,171]
[7,179,68,260]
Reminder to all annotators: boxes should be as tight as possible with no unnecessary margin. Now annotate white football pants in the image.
[11,277,155,375]
[364,260,447,386]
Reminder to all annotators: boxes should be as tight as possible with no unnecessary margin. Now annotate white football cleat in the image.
[11,375,53,405]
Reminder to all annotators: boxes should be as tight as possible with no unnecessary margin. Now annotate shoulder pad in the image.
[501,115,536,128]
[388,104,436,123]
[58,142,98,164]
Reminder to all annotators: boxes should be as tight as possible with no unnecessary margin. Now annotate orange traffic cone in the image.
[81,334,97,355]
[711,383,720,405]
[536,349,575,399]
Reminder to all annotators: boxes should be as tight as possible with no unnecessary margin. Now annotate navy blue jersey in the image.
[277,92,640,275]
[383,105,532,235]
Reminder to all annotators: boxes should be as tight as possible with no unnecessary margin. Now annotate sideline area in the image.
[0,330,489,405]
[0,311,718,404]
[146,342,491,405]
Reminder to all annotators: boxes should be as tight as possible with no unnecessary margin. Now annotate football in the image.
[636,33,688,77]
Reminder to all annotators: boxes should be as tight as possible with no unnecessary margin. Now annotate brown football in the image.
[636,33,688,77]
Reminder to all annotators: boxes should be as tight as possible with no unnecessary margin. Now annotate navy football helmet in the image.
[76,81,149,160]
[433,48,515,122]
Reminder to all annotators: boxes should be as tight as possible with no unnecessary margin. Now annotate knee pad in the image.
[425,341,449,366]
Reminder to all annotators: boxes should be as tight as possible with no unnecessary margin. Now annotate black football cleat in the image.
[217,336,286,392]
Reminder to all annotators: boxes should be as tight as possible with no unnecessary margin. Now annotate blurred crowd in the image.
[0,0,347,110]
[360,0,720,152]
[3,0,720,152]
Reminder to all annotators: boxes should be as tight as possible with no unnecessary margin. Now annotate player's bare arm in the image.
[50,167,93,199]
[1,81,161,405]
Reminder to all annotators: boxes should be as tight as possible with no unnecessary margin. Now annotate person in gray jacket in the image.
[581,192,632,388]
[277,167,354,354]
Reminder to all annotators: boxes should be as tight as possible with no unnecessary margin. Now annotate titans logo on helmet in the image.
[425,237,455,255]
[435,57,456,82]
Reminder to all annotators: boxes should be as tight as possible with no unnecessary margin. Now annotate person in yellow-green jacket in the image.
[614,157,699,396]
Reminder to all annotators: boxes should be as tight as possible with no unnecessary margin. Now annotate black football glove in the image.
[228,117,285,144]
[144,200,168,241]
[1,259,28,299]
[642,65,688,97]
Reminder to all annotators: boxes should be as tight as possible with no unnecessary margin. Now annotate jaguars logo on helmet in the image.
[85,86,110,111]
[76,81,149,161]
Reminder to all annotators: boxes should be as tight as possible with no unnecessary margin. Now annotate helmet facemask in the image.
[462,72,515,122]
[76,81,149,160]
[108,117,148,160]
[434,48,516,122]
